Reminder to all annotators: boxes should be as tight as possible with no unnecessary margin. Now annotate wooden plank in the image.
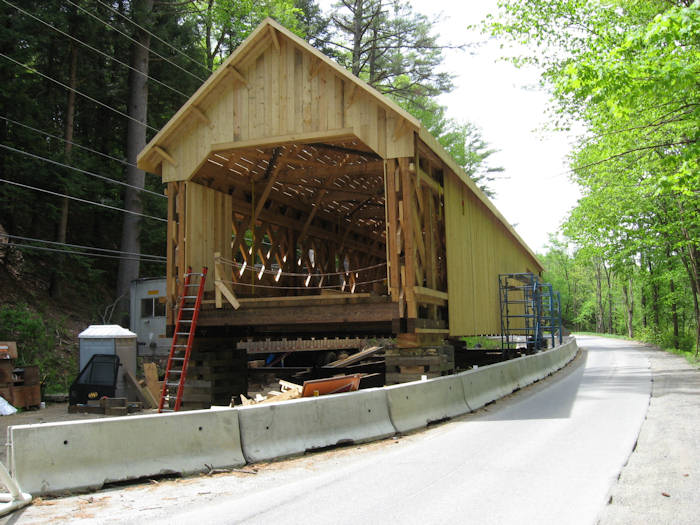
[268,26,280,51]
[417,166,443,195]
[215,279,241,309]
[227,65,249,87]
[211,128,357,154]
[198,300,397,327]
[190,105,212,128]
[143,362,162,402]
[324,345,383,368]
[124,369,157,409]
[153,145,177,167]
[398,157,417,320]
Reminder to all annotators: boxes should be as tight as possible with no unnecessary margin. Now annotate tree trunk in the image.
[622,277,634,339]
[640,254,647,329]
[115,0,153,324]
[594,259,604,333]
[50,43,78,298]
[351,0,364,76]
[649,258,660,330]
[603,263,613,333]
[669,276,679,349]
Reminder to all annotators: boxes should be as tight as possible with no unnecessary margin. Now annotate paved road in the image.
[8,336,655,524]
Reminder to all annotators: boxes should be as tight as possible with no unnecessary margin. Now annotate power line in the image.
[64,0,207,84]
[0,177,167,223]
[0,52,159,133]
[0,115,157,175]
[2,241,165,263]
[1,0,191,100]
[0,143,165,198]
[2,234,165,261]
[94,0,211,75]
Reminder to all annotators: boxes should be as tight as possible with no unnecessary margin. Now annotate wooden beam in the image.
[414,285,448,302]
[398,157,417,320]
[153,145,177,167]
[190,105,212,128]
[345,83,358,109]
[253,149,282,222]
[309,56,322,78]
[215,279,241,310]
[384,160,400,301]
[393,118,408,141]
[268,26,280,52]
[227,65,249,87]
[211,128,357,154]
[417,166,443,195]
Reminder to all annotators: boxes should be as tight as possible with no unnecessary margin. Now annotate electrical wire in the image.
[2,234,165,261]
[0,177,167,222]
[64,0,207,84]
[1,0,191,100]
[0,143,165,198]
[0,52,160,133]
[0,115,143,171]
[1,242,165,263]
[94,0,211,75]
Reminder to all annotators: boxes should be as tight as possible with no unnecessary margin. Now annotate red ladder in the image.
[159,267,207,413]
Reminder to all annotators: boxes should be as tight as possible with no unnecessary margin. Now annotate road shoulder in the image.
[598,344,700,525]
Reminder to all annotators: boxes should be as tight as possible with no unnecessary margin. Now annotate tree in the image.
[329,0,454,103]
[182,0,303,72]
[489,0,700,353]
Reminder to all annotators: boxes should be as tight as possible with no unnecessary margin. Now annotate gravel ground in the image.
[597,343,700,524]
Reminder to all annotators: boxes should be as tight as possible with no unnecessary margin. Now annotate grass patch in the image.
[461,336,502,349]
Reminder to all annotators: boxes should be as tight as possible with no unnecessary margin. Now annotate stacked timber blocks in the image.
[181,338,247,410]
[385,344,455,384]
[0,342,41,409]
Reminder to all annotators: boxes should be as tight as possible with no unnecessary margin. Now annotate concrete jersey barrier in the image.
[238,388,395,463]
[386,374,468,433]
[8,337,580,497]
[460,360,515,411]
[9,408,245,496]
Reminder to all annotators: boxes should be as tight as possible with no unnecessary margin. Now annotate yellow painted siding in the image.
[444,171,540,336]
[184,183,232,291]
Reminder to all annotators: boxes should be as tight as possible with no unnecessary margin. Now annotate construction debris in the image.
[233,380,303,406]
[301,374,362,397]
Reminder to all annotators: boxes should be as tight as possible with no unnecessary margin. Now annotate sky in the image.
[318,0,582,253]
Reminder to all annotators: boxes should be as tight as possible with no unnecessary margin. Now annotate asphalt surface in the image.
[5,336,697,524]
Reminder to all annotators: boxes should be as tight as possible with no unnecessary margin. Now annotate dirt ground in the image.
[0,403,158,464]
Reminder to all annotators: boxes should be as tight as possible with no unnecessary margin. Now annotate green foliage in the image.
[329,0,453,103]
[488,0,700,353]
[0,303,78,393]
[398,93,502,196]
[461,336,501,350]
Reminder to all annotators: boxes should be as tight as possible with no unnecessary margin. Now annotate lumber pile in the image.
[0,341,41,409]
[236,380,302,406]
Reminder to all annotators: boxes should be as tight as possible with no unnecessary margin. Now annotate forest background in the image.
[0,0,697,391]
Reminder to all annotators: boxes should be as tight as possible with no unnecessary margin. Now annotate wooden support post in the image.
[398,157,417,321]
[214,252,240,309]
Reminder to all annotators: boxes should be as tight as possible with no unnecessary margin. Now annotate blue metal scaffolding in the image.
[499,273,563,352]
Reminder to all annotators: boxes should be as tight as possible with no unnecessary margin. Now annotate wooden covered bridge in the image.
[137,19,542,401]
